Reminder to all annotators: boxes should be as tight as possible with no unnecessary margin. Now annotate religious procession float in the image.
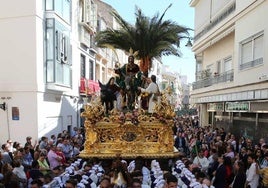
[79,88,180,159]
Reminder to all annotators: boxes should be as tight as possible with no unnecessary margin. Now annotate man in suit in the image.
[174,131,187,154]
[213,155,226,188]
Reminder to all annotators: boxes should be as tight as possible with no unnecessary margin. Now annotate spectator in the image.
[255,148,264,168]
[130,178,142,188]
[65,178,78,188]
[50,135,57,146]
[164,173,178,188]
[33,144,41,161]
[259,138,266,148]
[6,140,14,153]
[245,154,259,188]
[43,173,53,186]
[98,177,111,188]
[47,145,62,170]
[56,137,63,148]
[61,138,73,160]
[72,142,80,157]
[246,139,254,151]
[2,163,20,188]
[39,136,48,150]
[193,149,209,172]
[71,127,78,138]
[55,146,67,166]
[1,144,12,164]
[260,152,268,169]
[25,136,37,159]
[29,160,44,180]
[224,156,234,187]
[37,150,50,175]
[52,165,64,177]
[12,159,27,188]
[174,131,187,154]
[239,147,248,170]
[30,179,43,188]
[202,178,214,188]
[225,145,235,159]
[22,146,33,172]
[207,152,219,180]
[213,155,227,188]
[230,161,246,188]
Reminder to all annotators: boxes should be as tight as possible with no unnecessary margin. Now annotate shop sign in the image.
[207,103,224,112]
[225,101,250,112]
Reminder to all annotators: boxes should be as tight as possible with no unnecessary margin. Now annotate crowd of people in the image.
[172,116,268,188]
[0,115,268,188]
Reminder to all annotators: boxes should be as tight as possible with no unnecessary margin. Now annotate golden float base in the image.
[79,151,180,159]
[80,90,178,159]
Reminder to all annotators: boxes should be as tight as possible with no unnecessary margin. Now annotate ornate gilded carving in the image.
[80,88,179,159]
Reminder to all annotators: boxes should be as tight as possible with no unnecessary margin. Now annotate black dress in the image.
[213,164,227,188]
[232,172,246,188]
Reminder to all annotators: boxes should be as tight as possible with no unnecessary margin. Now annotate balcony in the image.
[80,77,100,95]
[239,58,263,70]
[192,69,234,90]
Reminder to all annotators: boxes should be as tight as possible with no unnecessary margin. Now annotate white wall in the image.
[0,92,38,146]
[203,34,234,73]
[234,1,268,85]
[0,1,39,145]
[0,0,81,145]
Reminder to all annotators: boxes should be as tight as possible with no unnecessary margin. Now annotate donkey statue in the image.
[98,80,116,114]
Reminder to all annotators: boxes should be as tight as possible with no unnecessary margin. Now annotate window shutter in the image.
[224,57,232,72]
[241,41,252,64]
[254,34,263,60]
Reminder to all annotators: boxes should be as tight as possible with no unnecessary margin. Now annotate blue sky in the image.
[101,0,196,83]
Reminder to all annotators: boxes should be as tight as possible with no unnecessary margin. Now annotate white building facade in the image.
[0,0,88,145]
[190,0,268,141]
[0,0,126,145]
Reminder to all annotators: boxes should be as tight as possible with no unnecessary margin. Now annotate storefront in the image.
[207,100,268,142]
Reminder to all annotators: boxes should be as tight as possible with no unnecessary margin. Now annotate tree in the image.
[95,4,191,75]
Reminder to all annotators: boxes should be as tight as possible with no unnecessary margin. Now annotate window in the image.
[90,3,97,28]
[79,0,85,22]
[79,0,97,28]
[224,56,232,72]
[240,32,264,70]
[45,0,54,10]
[46,0,71,24]
[89,60,94,80]
[81,55,86,78]
[46,18,72,87]
[216,61,221,74]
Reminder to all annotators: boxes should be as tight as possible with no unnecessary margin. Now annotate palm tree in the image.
[95,4,191,75]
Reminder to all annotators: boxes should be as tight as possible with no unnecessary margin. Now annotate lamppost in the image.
[0,97,11,139]
[185,37,193,47]
[0,102,6,111]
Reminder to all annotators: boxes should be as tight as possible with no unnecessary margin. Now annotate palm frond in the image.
[95,4,192,72]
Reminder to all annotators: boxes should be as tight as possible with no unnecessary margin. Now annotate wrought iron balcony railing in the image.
[192,69,234,90]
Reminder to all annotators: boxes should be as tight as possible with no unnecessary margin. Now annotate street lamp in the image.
[185,37,193,47]
[0,102,6,111]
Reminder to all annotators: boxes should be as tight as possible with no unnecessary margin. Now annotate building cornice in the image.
[192,24,235,54]
[189,0,199,7]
